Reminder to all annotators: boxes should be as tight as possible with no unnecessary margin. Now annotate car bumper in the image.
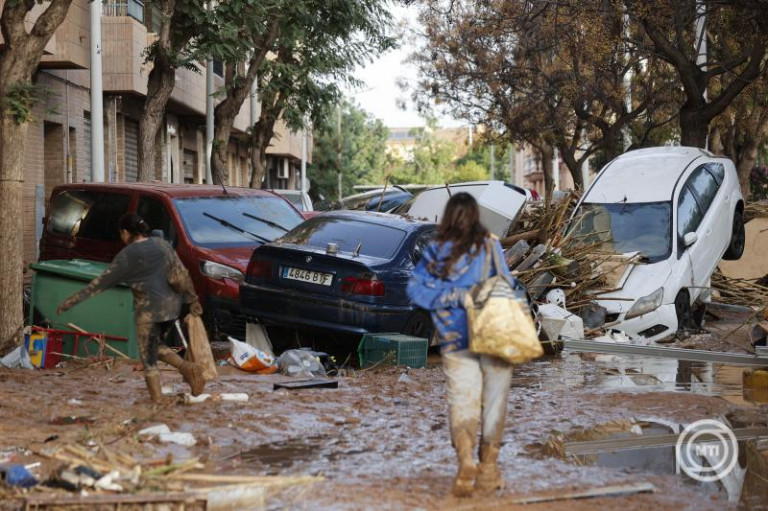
[607,303,679,342]
[240,283,415,335]
[206,295,248,340]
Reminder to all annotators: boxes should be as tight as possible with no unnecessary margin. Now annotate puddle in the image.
[517,353,768,405]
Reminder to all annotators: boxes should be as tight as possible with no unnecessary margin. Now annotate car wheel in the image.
[723,210,745,260]
[402,311,434,340]
[675,290,693,331]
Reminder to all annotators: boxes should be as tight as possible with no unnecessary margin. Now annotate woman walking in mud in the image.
[407,193,514,497]
[57,213,206,403]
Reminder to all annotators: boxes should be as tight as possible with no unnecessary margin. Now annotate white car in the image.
[403,181,529,237]
[569,147,745,341]
[271,189,313,212]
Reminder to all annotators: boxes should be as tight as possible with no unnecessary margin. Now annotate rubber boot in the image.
[158,349,205,396]
[452,429,478,498]
[475,443,505,493]
[144,369,163,404]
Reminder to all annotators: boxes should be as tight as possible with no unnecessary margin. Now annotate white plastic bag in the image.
[0,345,35,370]
[277,349,327,378]
[228,337,276,373]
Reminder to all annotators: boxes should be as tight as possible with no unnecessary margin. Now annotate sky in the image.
[350,3,462,129]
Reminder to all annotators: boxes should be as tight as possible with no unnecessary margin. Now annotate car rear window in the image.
[47,190,130,242]
[174,195,304,248]
[279,217,407,259]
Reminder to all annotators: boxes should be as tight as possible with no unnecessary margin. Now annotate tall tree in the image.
[137,0,205,181]
[204,0,392,188]
[626,0,768,147]
[309,100,389,200]
[0,0,74,353]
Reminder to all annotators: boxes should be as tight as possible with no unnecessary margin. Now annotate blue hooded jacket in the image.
[406,236,512,353]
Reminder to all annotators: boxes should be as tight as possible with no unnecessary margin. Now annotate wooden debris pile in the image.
[13,440,322,509]
[712,272,768,308]
[501,193,637,312]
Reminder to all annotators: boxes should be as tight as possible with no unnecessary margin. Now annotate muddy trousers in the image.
[136,320,176,370]
[442,349,513,445]
[443,349,513,495]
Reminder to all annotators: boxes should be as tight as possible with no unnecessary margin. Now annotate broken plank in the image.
[514,244,546,272]
[273,378,338,390]
[504,240,530,269]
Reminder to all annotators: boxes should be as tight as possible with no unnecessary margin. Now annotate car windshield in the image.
[279,217,407,259]
[568,202,672,262]
[174,196,303,248]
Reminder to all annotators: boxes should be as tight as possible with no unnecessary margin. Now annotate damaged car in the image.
[568,147,744,342]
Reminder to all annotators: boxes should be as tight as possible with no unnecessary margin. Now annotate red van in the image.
[39,183,306,339]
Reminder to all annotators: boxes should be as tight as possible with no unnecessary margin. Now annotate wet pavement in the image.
[1,345,767,510]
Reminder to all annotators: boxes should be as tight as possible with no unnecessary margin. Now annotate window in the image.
[48,190,130,242]
[173,195,304,248]
[677,186,703,240]
[137,197,175,244]
[706,163,725,185]
[279,217,408,259]
[413,229,437,263]
[687,166,719,215]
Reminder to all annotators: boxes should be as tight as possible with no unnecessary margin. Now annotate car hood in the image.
[198,246,256,271]
[592,258,674,313]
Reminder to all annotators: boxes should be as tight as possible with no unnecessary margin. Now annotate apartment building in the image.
[511,145,578,195]
[4,0,310,268]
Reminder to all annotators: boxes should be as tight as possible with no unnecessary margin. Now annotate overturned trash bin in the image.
[28,260,138,359]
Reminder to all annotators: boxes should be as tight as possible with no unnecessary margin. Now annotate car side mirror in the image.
[683,232,698,248]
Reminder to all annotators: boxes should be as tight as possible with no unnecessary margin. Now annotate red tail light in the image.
[341,276,385,296]
[246,259,272,278]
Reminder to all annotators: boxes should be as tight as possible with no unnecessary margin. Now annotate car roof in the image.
[342,186,410,202]
[585,147,713,203]
[52,182,278,199]
[319,210,434,231]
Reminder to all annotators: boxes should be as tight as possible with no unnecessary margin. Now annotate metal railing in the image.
[102,0,144,23]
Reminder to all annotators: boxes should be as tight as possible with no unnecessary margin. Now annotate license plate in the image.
[283,267,333,286]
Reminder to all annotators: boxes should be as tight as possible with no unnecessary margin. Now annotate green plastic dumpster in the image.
[28,260,139,359]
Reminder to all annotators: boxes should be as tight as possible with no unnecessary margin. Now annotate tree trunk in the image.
[737,139,759,199]
[679,108,709,148]
[537,144,554,204]
[0,114,26,354]
[138,60,175,181]
[249,144,268,188]
[557,143,584,191]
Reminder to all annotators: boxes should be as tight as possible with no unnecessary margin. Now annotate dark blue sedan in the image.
[240,211,436,340]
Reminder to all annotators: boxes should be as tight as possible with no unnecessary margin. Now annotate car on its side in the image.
[240,211,437,343]
[567,146,744,341]
[40,183,306,339]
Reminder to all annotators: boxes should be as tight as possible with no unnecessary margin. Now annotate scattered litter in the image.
[183,393,250,404]
[43,435,59,444]
[397,373,414,384]
[538,303,585,340]
[273,378,338,390]
[220,393,249,402]
[245,322,275,358]
[0,464,38,487]
[0,345,35,370]
[277,349,327,378]
[66,398,83,405]
[49,416,95,426]
[184,393,212,404]
[158,432,197,447]
[138,424,172,437]
[592,330,637,344]
[228,337,277,373]
[630,424,643,436]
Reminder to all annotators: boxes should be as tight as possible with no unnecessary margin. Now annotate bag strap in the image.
[487,235,514,285]
[481,239,492,279]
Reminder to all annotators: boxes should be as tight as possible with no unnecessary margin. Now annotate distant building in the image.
[386,125,473,161]
[1,0,310,268]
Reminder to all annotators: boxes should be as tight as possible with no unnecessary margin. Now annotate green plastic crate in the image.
[358,333,428,368]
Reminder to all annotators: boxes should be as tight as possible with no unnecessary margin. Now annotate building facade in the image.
[2,0,310,268]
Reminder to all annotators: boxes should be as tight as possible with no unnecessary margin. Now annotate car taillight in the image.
[246,259,272,278]
[341,276,385,296]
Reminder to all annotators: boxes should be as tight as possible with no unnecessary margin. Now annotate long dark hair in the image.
[432,193,488,277]
[118,213,150,241]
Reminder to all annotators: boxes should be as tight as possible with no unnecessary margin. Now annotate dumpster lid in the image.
[30,259,111,281]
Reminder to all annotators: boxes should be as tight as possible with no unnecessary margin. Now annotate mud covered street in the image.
[2,312,768,511]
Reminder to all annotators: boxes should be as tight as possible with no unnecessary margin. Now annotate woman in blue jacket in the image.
[407,193,513,497]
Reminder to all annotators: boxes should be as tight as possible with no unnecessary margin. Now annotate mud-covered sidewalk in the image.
[2,326,767,511]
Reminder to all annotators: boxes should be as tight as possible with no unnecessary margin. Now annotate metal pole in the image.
[336,103,342,201]
[90,0,105,182]
[205,60,214,184]
[695,0,708,149]
[301,123,307,195]
[468,125,473,148]
[490,143,495,181]
[552,147,559,191]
